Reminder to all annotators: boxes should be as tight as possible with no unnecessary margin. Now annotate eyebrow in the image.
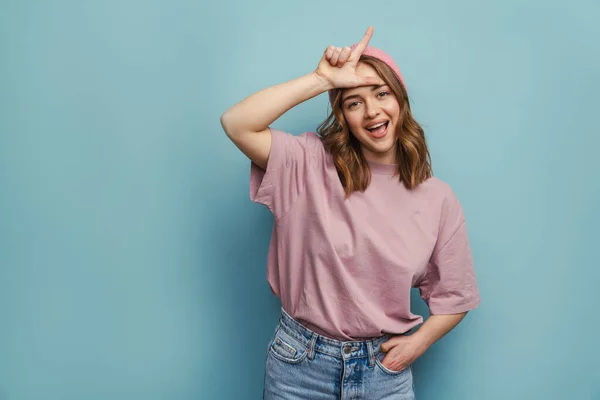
[342,84,389,104]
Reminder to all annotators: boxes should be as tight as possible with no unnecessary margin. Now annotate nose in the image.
[364,100,380,119]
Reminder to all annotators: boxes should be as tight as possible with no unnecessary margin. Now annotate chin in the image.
[353,130,397,156]
[370,138,396,152]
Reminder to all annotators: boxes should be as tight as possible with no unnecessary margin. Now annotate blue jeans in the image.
[263,308,416,399]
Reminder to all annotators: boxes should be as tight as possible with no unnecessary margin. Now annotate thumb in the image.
[357,75,381,87]
[380,336,405,352]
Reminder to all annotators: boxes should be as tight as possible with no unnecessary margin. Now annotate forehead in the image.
[341,62,386,97]
[355,62,381,79]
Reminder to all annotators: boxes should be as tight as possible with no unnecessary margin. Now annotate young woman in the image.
[220,26,480,400]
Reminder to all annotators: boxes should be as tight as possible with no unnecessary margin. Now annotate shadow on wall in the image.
[199,179,281,398]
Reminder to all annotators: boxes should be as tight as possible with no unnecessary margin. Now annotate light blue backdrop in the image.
[1,0,598,399]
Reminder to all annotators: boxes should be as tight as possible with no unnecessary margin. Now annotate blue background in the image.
[1,0,599,399]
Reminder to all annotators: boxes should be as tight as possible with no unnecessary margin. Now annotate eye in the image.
[347,101,360,109]
[377,91,390,98]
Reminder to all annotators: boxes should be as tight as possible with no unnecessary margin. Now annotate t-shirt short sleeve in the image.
[417,188,481,315]
[250,128,320,219]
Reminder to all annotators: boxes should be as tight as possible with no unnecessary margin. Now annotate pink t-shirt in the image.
[250,128,480,341]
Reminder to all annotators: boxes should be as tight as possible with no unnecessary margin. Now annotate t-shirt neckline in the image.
[367,160,398,175]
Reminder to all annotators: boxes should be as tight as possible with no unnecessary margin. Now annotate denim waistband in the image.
[277,308,393,360]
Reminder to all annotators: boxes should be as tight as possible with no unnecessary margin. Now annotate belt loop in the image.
[367,340,375,367]
[307,333,318,360]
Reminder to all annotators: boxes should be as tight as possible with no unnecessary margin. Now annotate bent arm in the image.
[220,72,332,169]
[412,312,467,351]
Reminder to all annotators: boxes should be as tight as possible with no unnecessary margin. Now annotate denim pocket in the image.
[268,326,309,364]
[374,351,410,376]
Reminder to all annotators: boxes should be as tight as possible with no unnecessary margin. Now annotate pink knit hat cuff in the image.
[328,45,404,105]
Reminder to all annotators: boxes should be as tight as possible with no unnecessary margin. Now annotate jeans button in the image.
[343,345,351,354]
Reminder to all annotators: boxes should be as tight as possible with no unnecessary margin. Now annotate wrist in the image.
[409,331,434,354]
[311,70,334,92]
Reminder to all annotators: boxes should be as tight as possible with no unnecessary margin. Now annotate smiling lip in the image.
[365,121,389,139]
[364,120,389,129]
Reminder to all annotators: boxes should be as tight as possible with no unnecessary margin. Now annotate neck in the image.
[366,159,397,175]
[363,151,397,166]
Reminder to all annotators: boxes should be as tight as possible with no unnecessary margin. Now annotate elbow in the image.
[220,111,233,137]
[220,110,245,140]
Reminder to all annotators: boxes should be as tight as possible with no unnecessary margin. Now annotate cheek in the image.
[344,113,362,132]
[385,103,401,120]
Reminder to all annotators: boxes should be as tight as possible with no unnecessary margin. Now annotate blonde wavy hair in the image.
[317,55,432,197]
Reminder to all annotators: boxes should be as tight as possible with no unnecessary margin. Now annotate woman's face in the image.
[340,62,401,165]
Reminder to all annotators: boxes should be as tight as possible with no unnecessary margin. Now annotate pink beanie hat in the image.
[328,44,405,105]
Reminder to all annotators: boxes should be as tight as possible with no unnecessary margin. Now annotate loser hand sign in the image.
[315,27,380,89]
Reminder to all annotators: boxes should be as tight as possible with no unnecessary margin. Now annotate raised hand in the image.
[314,26,381,89]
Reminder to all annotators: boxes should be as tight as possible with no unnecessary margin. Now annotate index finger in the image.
[352,26,374,57]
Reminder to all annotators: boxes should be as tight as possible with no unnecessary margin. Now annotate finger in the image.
[384,351,410,371]
[393,365,406,372]
[380,339,399,352]
[380,341,393,352]
[337,46,352,67]
[330,47,342,66]
[324,45,335,60]
[381,354,405,372]
[380,336,405,352]
[350,26,374,61]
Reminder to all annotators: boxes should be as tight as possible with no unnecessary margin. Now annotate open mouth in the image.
[366,121,389,138]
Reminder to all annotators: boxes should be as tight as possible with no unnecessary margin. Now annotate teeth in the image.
[367,122,387,130]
